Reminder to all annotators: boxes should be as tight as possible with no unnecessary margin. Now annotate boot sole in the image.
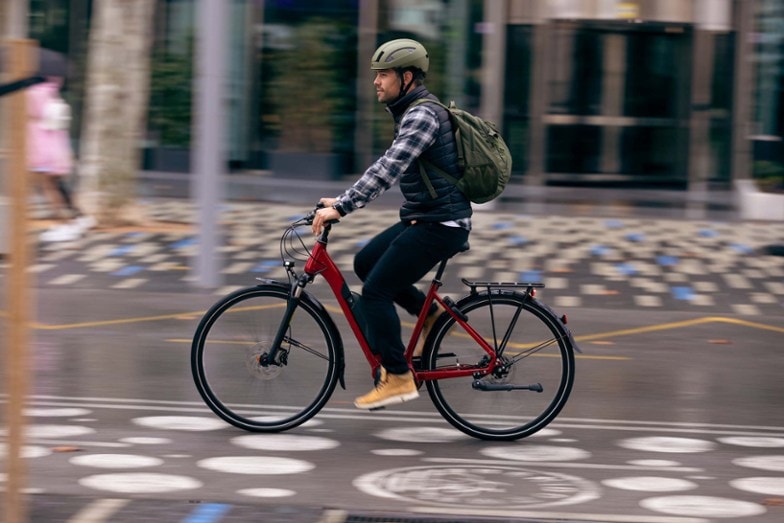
[354,391,419,410]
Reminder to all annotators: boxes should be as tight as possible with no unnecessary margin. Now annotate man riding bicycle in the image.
[312,38,471,410]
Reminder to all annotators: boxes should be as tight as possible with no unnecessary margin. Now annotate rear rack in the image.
[461,278,545,295]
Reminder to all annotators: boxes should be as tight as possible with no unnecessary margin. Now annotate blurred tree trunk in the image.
[79,0,155,225]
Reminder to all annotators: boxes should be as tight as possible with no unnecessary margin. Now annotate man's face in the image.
[373,70,401,103]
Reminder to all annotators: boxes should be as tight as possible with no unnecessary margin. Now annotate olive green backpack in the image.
[409,99,512,204]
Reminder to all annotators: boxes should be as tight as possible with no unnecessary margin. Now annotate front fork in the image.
[258,273,309,367]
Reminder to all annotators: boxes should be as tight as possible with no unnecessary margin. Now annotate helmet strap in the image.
[396,69,414,100]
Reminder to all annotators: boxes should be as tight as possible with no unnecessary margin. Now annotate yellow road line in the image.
[3,307,782,339]
[574,316,784,342]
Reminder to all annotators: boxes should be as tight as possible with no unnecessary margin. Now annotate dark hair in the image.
[396,67,426,85]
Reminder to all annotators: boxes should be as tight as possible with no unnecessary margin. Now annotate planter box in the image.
[269,151,345,181]
[142,147,191,173]
[735,179,784,221]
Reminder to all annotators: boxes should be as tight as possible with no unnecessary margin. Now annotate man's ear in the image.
[403,70,414,85]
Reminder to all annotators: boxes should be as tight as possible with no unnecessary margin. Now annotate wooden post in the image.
[4,38,35,523]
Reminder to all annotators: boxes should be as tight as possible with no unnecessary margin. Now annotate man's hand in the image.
[312,198,341,235]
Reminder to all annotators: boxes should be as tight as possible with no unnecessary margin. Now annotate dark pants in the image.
[354,221,469,374]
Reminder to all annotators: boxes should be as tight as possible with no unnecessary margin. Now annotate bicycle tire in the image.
[423,291,575,440]
[191,284,342,432]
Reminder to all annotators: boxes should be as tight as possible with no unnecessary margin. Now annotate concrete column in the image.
[526,21,551,190]
[731,0,755,182]
[192,0,227,287]
[479,0,507,125]
[687,28,715,218]
[599,33,626,175]
[354,0,378,173]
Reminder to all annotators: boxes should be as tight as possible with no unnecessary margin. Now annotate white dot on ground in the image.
[731,477,784,496]
[374,427,465,443]
[640,495,766,518]
[0,444,51,459]
[232,434,339,451]
[0,424,95,439]
[79,473,202,494]
[530,428,562,437]
[238,488,296,498]
[119,437,172,445]
[197,456,314,475]
[628,459,682,467]
[371,449,423,457]
[24,408,91,418]
[602,476,697,492]
[132,416,226,431]
[733,455,784,472]
[719,436,784,448]
[618,436,716,453]
[70,454,163,469]
[481,445,591,462]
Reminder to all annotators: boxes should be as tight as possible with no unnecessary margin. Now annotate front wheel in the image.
[191,284,342,432]
[423,292,575,440]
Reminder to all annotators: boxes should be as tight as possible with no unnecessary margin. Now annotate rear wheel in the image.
[191,285,341,432]
[423,292,575,440]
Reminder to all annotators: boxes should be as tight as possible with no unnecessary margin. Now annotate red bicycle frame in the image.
[302,225,497,382]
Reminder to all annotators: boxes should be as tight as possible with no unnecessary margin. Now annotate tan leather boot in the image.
[354,369,418,409]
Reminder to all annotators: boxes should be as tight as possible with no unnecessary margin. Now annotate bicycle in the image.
[191,207,580,441]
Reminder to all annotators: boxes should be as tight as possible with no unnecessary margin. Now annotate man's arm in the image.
[337,105,439,214]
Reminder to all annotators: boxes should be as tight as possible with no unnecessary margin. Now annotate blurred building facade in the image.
[15,0,784,191]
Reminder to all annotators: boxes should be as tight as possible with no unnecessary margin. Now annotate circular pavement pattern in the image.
[618,436,716,453]
[719,436,784,448]
[733,455,784,472]
[481,444,591,462]
[70,454,164,469]
[78,473,203,494]
[24,408,92,418]
[238,487,297,498]
[640,495,766,518]
[354,464,600,509]
[132,416,227,431]
[602,476,697,492]
[197,456,315,475]
[374,426,467,443]
[231,434,339,451]
[730,477,784,496]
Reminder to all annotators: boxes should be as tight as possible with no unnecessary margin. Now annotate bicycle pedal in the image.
[368,406,386,412]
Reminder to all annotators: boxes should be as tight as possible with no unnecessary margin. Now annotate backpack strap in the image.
[406,99,460,199]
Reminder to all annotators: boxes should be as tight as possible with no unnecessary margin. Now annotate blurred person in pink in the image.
[27,77,94,241]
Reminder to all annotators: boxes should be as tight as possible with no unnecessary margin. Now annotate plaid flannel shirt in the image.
[335,105,471,230]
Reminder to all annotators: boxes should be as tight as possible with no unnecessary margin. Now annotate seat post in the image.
[434,258,449,281]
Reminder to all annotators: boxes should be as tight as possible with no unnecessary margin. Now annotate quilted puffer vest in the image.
[387,86,472,223]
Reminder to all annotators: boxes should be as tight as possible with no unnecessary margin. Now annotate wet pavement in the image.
[1,192,784,522]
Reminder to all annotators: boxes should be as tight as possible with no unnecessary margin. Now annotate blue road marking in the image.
[108,245,135,256]
[181,503,232,523]
[252,260,280,272]
[625,232,645,242]
[730,243,753,254]
[656,255,679,267]
[169,238,197,250]
[521,270,541,282]
[112,265,144,277]
[508,235,528,246]
[672,286,695,301]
